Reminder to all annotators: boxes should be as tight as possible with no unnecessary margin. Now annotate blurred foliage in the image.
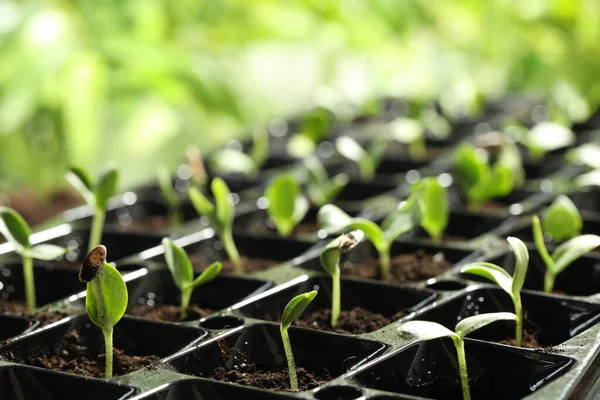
[1,0,599,195]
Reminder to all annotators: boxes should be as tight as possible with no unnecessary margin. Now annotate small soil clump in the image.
[295,306,409,334]
[341,250,452,284]
[128,304,214,322]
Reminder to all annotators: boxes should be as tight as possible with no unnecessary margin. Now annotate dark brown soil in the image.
[295,307,409,334]
[211,340,330,392]
[0,189,81,227]
[341,250,452,284]
[0,299,70,325]
[497,316,542,349]
[1,329,160,378]
[114,216,171,234]
[192,256,279,274]
[128,304,214,322]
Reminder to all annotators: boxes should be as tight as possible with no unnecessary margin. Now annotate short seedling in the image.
[504,120,575,162]
[320,231,364,326]
[189,178,242,274]
[66,166,119,252]
[79,245,127,378]
[387,109,450,160]
[460,237,528,346]
[265,173,309,237]
[0,208,71,312]
[287,107,333,158]
[280,290,318,391]
[162,237,221,320]
[542,195,582,241]
[209,129,269,176]
[318,177,449,279]
[335,135,388,181]
[532,214,600,293]
[303,157,349,206]
[397,312,517,400]
[157,166,182,226]
[454,138,524,208]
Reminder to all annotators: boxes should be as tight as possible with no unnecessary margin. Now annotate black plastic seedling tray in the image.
[2,98,600,399]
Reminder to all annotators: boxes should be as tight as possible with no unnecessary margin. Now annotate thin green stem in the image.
[544,270,555,293]
[103,327,114,378]
[331,269,341,327]
[169,204,182,227]
[409,136,427,160]
[379,246,391,280]
[180,287,192,321]
[22,255,36,312]
[453,337,471,400]
[88,208,106,253]
[280,326,298,391]
[514,297,523,347]
[221,230,242,274]
[532,216,555,291]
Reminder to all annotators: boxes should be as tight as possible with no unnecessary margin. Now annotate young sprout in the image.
[189,178,242,274]
[157,166,182,226]
[542,195,582,241]
[320,231,363,327]
[280,290,318,391]
[317,177,448,279]
[185,145,208,187]
[66,166,119,252]
[79,245,127,378]
[460,237,528,346]
[0,208,71,312]
[265,174,309,237]
[504,120,575,162]
[335,135,388,181]
[162,238,221,320]
[387,110,450,160]
[287,107,333,158]
[209,129,269,176]
[454,139,524,208]
[303,157,349,207]
[532,215,600,293]
[397,312,517,400]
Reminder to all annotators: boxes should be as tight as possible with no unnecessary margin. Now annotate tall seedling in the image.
[0,208,70,311]
[66,166,119,252]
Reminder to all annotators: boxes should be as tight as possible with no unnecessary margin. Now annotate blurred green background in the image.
[1,0,599,199]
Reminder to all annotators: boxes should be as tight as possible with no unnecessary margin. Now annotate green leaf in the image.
[460,262,513,295]
[317,204,354,233]
[324,174,349,203]
[416,178,448,241]
[575,170,600,188]
[281,290,318,329]
[488,163,514,197]
[24,244,70,260]
[507,237,529,297]
[96,168,119,210]
[189,187,216,223]
[0,207,31,249]
[532,215,555,273]
[381,210,415,243]
[567,144,600,169]
[335,137,375,180]
[86,262,128,330]
[157,166,179,208]
[210,148,256,176]
[527,122,575,155]
[212,178,234,232]
[163,238,193,290]
[187,261,221,290]
[551,234,600,274]
[266,174,302,236]
[388,117,425,144]
[397,320,457,342]
[455,312,517,339]
[542,195,582,240]
[66,166,96,207]
[320,230,364,276]
[454,144,486,192]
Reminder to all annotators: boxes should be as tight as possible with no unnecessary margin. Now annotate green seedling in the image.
[162,238,221,320]
[320,231,363,327]
[335,135,388,181]
[454,139,524,208]
[388,110,450,160]
[318,177,448,279]
[157,166,182,226]
[280,290,318,391]
[542,195,582,241]
[287,107,334,158]
[189,178,242,274]
[566,143,600,188]
[532,215,600,293]
[397,312,517,400]
[460,237,528,346]
[66,166,119,252]
[504,120,575,162]
[0,208,71,312]
[209,129,269,176]
[303,157,349,206]
[79,245,127,378]
[265,173,309,237]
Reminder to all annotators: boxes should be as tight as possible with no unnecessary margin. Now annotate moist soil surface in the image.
[341,250,452,284]
[1,329,160,378]
[191,256,279,274]
[211,341,330,392]
[112,216,172,234]
[0,299,70,325]
[295,306,409,335]
[497,316,542,349]
[128,304,214,322]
